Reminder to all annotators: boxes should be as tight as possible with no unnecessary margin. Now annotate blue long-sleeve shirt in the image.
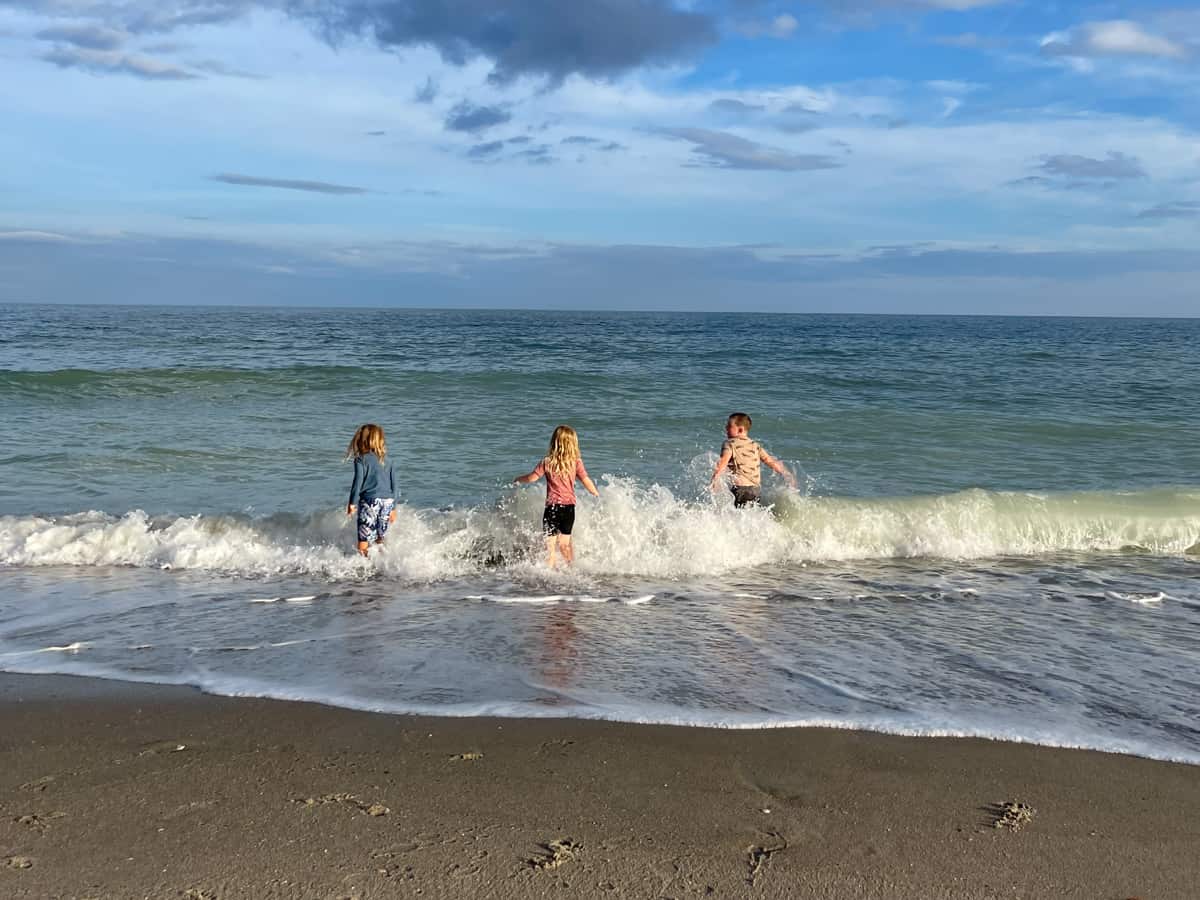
[348,452,396,506]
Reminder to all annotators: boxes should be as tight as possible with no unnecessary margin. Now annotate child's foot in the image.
[357,542,370,558]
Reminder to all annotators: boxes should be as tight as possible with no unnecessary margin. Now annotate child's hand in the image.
[347,504,355,516]
[388,508,397,524]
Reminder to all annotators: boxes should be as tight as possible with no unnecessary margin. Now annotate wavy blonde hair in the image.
[346,423,387,461]
[545,424,581,477]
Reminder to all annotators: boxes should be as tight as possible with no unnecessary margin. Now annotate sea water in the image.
[1,305,1198,762]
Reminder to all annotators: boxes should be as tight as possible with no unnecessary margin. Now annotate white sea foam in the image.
[1107,591,1168,605]
[38,642,88,653]
[1,484,1198,581]
[469,593,652,605]
[1,660,1195,766]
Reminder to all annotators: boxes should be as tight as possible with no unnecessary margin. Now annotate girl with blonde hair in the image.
[514,425,599,567]
[345,423,397,557]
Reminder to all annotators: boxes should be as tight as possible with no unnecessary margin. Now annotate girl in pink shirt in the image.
[514,424,600,568]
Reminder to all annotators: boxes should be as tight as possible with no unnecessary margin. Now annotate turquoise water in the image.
[1,304,1198,761]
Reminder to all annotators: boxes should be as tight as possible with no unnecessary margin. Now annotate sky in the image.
[1,0,1198,314]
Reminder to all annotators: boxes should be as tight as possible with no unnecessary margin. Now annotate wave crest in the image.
[1,484,1197,580]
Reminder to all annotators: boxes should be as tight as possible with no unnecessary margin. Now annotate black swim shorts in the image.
[542,503,576,536]
[731,485,761,508]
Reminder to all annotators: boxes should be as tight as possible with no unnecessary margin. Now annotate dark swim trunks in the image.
[542,503,576,536]
[731,485,761,508]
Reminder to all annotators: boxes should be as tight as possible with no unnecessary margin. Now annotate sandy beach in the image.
[0,674,1196,899]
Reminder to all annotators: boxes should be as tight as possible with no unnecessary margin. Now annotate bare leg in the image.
[545,536,559,568]
[356,541,370,558]
[558,535,574,566]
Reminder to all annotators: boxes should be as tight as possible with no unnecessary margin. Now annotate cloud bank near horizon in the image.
[3,229,1198,317]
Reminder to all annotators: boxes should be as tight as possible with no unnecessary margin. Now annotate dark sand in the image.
[1,674,1197,899]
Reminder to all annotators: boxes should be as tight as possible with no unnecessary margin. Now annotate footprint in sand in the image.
[6,856,35,869]
[527,838,581,871]
[989,800,1035,831]
[746,832,787,886]
[294,793,389,816]
[18,775,56,792]
[14,813,65,832]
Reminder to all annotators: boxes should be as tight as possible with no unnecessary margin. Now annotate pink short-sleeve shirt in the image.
[533,458,589,506]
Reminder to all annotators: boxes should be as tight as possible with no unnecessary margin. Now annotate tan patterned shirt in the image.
[723,436,763,486]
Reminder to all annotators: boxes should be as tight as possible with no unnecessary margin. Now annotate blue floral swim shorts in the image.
[356,498,394,543]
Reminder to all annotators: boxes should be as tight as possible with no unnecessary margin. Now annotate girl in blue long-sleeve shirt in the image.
[345,423,396,557]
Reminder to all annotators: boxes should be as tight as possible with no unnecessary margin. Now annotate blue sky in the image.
[1,0,1198,314]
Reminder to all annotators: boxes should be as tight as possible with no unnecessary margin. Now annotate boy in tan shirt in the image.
[709,412,796,507]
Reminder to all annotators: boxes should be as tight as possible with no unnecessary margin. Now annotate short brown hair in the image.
[727,412,752,430]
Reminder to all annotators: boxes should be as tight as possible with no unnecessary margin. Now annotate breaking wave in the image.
[2,483,1198,580]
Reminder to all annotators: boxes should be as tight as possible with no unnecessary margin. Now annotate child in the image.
[514,424,600,567]
[345,423,397,557]
[709,412,796,507]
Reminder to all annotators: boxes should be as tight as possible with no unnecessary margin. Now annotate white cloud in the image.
[915,0,1006,8]
[1041,20,1188,61]
[0,229,81,242]
[738,14,799,39]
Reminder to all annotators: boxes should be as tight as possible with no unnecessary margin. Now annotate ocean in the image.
[1,304,1198,762]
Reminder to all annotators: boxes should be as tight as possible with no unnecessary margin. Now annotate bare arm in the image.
[513,470,542,485]
[709,449,733,490]
[760,448,797,488]
[580,474,600,497]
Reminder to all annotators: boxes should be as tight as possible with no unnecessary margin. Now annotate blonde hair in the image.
[545,425,581,477]
[346,423,387,461]
[728,412,752,431]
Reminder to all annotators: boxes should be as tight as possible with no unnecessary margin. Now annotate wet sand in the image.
[1,673,1197,899]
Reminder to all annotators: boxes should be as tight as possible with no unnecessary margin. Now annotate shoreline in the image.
[3,667,1196,767]
[3,673,1198,899]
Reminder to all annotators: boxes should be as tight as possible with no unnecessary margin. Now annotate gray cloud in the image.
[21,1,714,86]
[210,173,370,194]
[8,1,258,34]
[467,140,554,164]
[7,232,1199,316]
[444,101,511,133]
[42,46,198,79]
[513,145,554,165]
[115,1,258,34]
[467,141,504,159]
[190,58,263,78]
[658,127,841,172]
[775,102,821,134]
[36,23,128,49]
[140,40,190,53]
[1008,175,1118,192]
[414,75,438,103]
[560,135,624,151]
[1038,152,1146,180]
[1137,201,1200,220]
[709,98,763,116]
[297,0,717,84]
